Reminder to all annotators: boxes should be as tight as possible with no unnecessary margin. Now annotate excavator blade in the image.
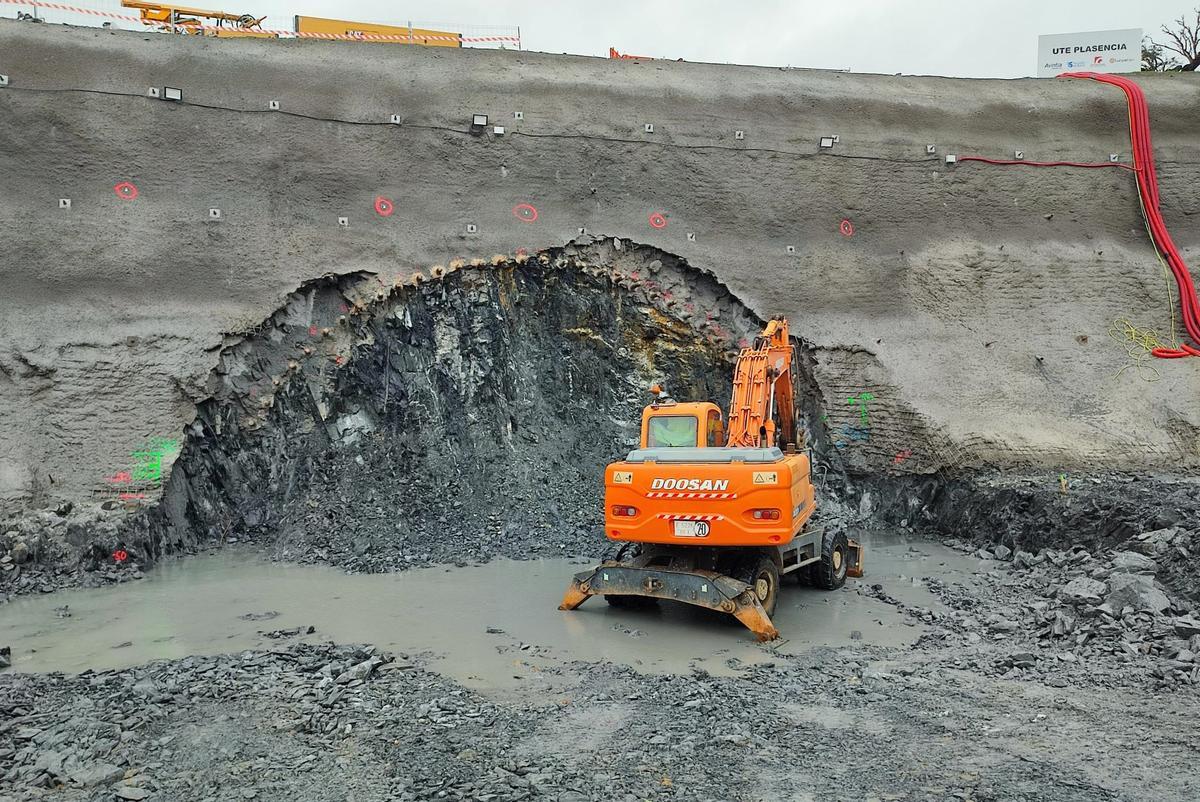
[557,563,781,641]
[557,573,593,611]
[732,602,780,641]
[846,538,865,578]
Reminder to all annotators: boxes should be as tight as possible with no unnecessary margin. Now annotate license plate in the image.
[673,520,710,538]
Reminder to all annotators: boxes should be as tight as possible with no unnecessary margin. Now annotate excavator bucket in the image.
[558,563,780,641]
[845,538,865,578]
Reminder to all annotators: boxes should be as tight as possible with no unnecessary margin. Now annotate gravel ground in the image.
[3,535,1199,802]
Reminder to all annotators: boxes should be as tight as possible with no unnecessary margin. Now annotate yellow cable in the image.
[1134,189,1181,351]
[1108,316,1163,381]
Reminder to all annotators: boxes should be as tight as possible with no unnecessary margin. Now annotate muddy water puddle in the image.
[0,532,981,688]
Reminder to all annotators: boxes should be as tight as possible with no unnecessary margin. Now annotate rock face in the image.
[1112,551,1157,575]
[1062,576,1107,606]
[1105,573,1171,613]
[140,249,767,576]
[68,763,124,788]
[1134,528,1182,556]
[9,542,29,565]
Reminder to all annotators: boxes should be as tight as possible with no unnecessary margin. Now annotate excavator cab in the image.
[641,400,724,448]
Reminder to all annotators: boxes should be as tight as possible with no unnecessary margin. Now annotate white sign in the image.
[1037,28,1142,78]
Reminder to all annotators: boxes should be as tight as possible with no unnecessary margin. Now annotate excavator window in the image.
[706,409,724,447]
[647,415,699,448]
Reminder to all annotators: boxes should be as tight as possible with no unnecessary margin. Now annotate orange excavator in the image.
[559,317,864,640]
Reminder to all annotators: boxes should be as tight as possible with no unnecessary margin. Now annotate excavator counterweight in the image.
[559,317,863,639]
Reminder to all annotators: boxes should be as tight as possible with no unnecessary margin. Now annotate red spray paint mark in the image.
[112,549,129,563]
[737,338,750,349]
[515,247,529,259]
[839,219,855,237]
[117,493,145,501]
[114,181,139,200]
[648,212,668,230]
[104,471,132,484]
[308,325,318,336]
[893,449,913,464]
[374,196,395,217]
[512,203,538,223]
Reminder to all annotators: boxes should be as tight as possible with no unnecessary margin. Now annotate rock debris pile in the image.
[4,626,1200,801]
[899,526,1200,688]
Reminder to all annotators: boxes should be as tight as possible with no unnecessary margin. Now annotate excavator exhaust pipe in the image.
[558,564,780,641]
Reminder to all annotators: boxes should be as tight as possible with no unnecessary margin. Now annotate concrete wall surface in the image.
[1,21,1199,507]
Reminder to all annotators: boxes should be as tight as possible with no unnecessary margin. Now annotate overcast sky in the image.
[25,0,1195,77]
[268,0,1189,77]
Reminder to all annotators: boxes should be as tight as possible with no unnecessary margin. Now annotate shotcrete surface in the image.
[1,21,1199,507]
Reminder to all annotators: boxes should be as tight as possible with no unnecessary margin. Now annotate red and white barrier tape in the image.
[0,0,520,44]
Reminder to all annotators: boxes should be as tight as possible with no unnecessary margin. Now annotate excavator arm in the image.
[724,318,796,449]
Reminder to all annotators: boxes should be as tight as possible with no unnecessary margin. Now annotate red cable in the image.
[956,156,1136,171]
[1059,72,1200,359]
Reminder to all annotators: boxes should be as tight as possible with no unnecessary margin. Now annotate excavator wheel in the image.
[738,555,780,617]
[811,529,850,590]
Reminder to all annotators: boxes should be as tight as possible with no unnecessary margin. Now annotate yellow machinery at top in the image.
[121,2,465,45]
[120,1,273,37]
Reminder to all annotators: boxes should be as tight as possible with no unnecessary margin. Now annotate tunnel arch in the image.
[115,240,831,571]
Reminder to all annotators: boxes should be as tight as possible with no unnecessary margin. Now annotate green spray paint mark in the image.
[130,437,180,485]
[847,392,874,425]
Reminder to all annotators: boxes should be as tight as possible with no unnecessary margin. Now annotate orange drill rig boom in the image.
[559,317,863,640]
[121,0,274,37]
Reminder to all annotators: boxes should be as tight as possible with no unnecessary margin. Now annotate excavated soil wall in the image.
[0,22,1199,586]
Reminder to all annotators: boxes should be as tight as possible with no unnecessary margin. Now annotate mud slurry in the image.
[4,535,1200,802]
[0,529,969,682]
